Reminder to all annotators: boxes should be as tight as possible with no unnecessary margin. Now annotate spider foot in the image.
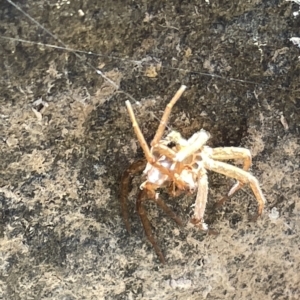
[190,217,209,231]
[190,217,219,235]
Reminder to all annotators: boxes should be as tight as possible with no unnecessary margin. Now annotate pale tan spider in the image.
[121,85,266,263]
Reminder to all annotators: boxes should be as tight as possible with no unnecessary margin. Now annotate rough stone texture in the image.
[0,0,300,299]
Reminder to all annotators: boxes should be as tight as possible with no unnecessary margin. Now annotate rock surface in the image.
[0,0,300,299]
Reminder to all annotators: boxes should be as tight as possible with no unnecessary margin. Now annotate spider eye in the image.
[167,141,176,148]
[192,163,199,169]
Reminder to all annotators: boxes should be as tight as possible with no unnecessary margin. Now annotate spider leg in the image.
[136,189,166,264]
[151,85,186,146]
[175,129,210,162]
[210,147,252,170]
[210,147,252,197]
[203,158,266,215]
[120,159,147,233]
[151,144,177,160]
[153,196,184,227]
[136,188,183,264]
[190,168,209,230]
[125,101,154,163]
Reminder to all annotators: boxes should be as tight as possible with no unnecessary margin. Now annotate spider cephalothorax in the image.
[121,85,266,263]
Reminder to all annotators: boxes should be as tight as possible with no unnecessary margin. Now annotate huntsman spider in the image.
[121,85,266,264]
